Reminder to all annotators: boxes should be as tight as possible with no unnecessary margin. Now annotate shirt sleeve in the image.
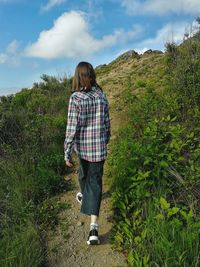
[104,96,111,144]
[64,95,79,161]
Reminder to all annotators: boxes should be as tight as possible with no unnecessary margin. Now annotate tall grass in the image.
[0,77,71,267]
[108,21,200,266]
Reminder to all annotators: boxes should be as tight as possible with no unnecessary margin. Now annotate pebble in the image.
[70,254,75,260]
[77,221,84,226]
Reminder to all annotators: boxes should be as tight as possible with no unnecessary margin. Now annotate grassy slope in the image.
[96,50,166,135]
[96,45,200,266]
[0,50,169,267]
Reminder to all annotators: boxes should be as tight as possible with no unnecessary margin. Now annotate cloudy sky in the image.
[0,0,199,96]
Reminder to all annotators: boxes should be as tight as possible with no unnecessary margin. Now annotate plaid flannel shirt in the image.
[64,86,111,162]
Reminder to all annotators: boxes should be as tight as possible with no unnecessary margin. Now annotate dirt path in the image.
[46,156,128,267]
[46,74,129,266]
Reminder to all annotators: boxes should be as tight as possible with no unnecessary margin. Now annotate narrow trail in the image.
[46,157,128,267]
[46,81,128,266]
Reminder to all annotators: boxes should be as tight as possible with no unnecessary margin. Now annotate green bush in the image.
[135,80,147,88]
[108,32,200,265]
[0,75,71,267]
[0,221,44,267]
[108,109,200,266]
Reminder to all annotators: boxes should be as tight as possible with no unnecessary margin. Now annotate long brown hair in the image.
[72,61,102,92]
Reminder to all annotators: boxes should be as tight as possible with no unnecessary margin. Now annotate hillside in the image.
[1,33,200,267]
[98,38,200,266]
[96,49,166,135]
[45,49,168,267]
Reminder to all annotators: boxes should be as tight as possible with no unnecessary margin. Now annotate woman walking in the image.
[64,62,111,245]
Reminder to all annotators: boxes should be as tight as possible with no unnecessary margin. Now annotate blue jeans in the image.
[78,156,105,216]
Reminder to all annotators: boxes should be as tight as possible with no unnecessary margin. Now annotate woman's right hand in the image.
[65,159,73,168]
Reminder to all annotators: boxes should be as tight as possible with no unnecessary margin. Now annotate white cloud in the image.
[114,20,199,57]
[134,21,195,52]
[122,0,200,15]
[6,40,19,54]
[0,53,8,64]
[134,47,149,54]
[31,63,39,69]
[24,11,143,60]
[41,0,66,12]
[0,40,20,66]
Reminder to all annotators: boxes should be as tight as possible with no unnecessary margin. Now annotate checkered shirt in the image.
[64,86,111,162]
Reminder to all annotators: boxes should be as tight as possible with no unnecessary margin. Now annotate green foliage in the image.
[165,21,200,112]
[0,75,71,266]
[135,80,147,88]
[108,26,200,266]
[0,221,44,267]
[36,197,69,230]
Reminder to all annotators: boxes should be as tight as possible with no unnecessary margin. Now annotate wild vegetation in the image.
[1,19,200,267]
[107,19,200,266]
[0,75,72,267]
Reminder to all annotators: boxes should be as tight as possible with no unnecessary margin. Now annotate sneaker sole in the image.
[76,198,82,204]
[87,236,100,245]
[76,193,82,204]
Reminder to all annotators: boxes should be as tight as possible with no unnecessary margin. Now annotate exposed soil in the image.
[46,157,128,267]
[45,70,130,267]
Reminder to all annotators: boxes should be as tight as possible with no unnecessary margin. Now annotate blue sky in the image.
[0,0,199,96]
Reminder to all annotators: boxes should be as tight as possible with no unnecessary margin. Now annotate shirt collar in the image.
[80,85,97,91]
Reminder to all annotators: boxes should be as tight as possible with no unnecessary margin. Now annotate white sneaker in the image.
[87,223,100,245]
[76,192,83,204]
[87,228,100,245]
